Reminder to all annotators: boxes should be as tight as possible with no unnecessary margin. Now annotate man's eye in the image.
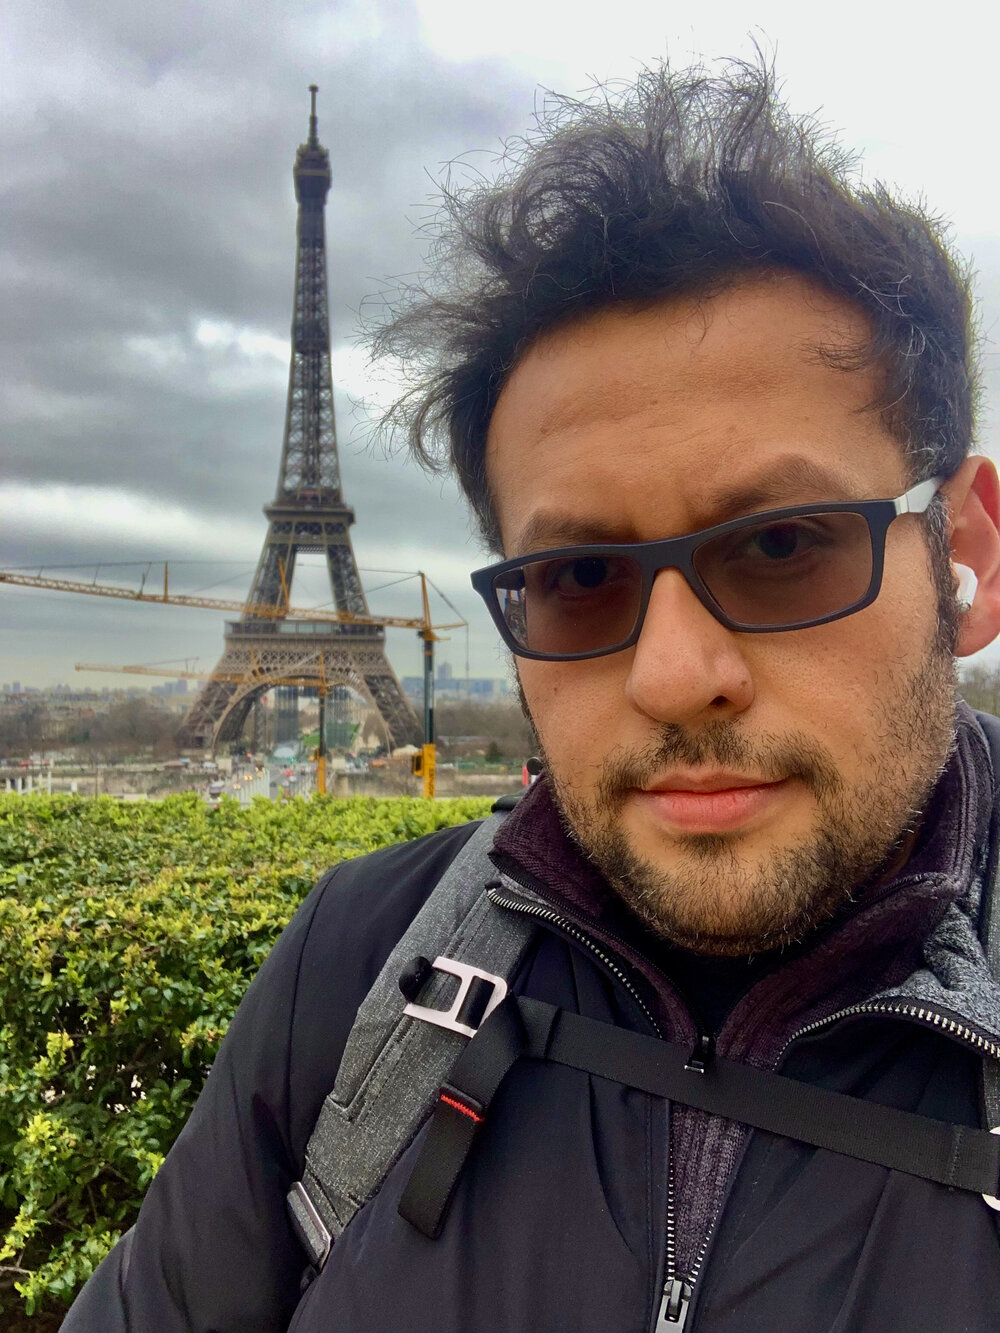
[732,520,830,563]
[751,523,812,560]
[543,557,614,595]
[563,558,609,590]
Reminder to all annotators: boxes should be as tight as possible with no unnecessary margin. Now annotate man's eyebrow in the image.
[510,457,872,554]
[512,513,632,554]
[698,455,868,522]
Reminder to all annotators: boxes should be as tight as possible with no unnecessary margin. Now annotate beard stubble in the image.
[532,631,959,958]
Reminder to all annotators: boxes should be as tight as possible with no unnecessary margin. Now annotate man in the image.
[66,61,1000,1332]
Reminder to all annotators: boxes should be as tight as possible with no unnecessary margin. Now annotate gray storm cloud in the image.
[4,0,1000,685]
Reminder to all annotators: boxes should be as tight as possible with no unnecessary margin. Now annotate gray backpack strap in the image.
[981,876,1000,1231]
[974,712,1000,1130]
[983,843,1000,1130]
[286,812,537,1269]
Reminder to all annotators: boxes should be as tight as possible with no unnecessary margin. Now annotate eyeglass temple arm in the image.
[894,476,943,516]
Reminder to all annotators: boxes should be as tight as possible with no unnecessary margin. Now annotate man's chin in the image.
[620,797,814,869]
[571,817,882,956]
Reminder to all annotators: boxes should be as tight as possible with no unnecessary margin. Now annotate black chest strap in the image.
[399,995,1000,1240]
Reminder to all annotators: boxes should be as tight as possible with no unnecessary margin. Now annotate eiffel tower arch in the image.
[177,88,420,753]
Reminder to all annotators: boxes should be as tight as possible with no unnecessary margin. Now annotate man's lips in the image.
[632,773,791,833]
[643,771,777,794]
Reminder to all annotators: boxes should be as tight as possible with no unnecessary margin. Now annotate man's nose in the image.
[624,568,755,724]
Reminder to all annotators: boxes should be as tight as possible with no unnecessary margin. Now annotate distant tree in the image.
[959,663,1000,717]
[436,699,535,759]
[0,701,51,754]
[95,698,178,758]
[0,696,178,761]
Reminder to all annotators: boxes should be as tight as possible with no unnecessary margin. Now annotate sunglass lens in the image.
[693,511,874,627]
[493,553,643,655]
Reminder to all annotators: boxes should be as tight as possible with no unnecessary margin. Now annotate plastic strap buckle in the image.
[403,956,508,1037]
[287,1180,332,1270]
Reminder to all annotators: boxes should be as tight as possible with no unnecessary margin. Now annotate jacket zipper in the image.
[654,1280,692,1332]
[781,999,1000,1065]
[654,1161,692,1330]
[654,1124,733,1331]
[487,881,711,1330]
[485,883,663,1037]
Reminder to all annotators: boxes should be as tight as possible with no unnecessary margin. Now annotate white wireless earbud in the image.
[953,563,978,612]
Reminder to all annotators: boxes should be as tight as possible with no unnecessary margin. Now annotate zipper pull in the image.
[655,1278,693,1331]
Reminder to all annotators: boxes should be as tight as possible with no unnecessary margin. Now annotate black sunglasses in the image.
[471,477,944,661]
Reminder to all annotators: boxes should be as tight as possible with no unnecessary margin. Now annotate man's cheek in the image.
[523,693,591,786]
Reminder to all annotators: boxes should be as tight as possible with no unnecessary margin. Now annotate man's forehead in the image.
[493,277,873,441]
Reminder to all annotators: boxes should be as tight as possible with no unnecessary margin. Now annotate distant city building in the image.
[151,679,189,697]
[401,665,510,703]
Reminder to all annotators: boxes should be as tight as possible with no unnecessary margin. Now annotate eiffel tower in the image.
[177,87,420,752]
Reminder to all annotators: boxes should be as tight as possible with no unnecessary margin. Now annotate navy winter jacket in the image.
[63,710,1000,1332]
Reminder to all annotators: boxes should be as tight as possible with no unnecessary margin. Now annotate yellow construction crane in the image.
[0,566,455,632]
[5,565,463,797]
[75,660,326,688]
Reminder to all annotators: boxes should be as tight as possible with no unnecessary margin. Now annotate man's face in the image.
[485,275,958,956]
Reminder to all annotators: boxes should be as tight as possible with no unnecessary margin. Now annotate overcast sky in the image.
[3,0,1000,696]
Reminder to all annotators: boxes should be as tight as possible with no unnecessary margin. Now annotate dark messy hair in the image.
[372,59,977,549]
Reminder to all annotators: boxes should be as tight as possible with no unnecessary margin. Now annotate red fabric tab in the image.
[439,1091,483,1124]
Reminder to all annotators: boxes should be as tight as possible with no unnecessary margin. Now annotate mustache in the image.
[593,721,844,807]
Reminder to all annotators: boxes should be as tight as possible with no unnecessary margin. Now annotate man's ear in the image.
[944,456,1000,657]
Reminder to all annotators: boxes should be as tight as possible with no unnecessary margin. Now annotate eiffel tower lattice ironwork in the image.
[177,87,420,752]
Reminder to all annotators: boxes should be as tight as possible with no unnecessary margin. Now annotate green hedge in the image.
[0,792,492,1323]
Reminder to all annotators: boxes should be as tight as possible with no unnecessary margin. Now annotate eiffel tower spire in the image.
[240,83,368,620]
[178,89,420,752]
[276,82,342,501]
[308,82,319,147]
